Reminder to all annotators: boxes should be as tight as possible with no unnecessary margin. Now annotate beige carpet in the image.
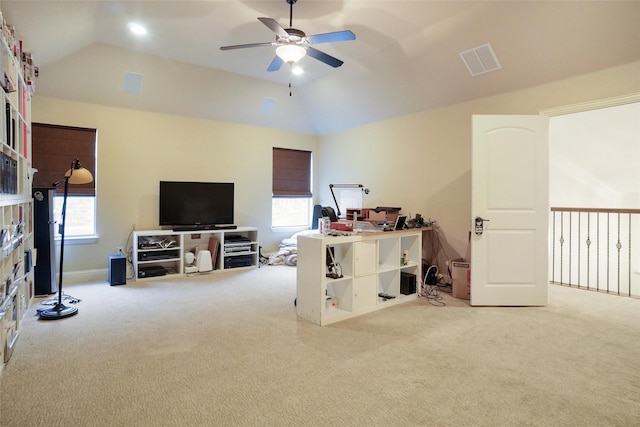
[1,266,639,426]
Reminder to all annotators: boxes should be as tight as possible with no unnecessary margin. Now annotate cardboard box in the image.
[366,209,400,223]
[346,208,371,221]
[451,258,470,300]
[367,210,387,221]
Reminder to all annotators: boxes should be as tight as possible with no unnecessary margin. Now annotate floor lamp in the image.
[38,159,93,320]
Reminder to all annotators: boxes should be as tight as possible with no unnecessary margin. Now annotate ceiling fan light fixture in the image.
[220,0,355,72]
[276,44,306,64]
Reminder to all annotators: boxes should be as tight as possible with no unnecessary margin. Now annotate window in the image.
[32,123,97,238]
[272,147,312,228]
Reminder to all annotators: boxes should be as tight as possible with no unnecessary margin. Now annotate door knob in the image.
[474,217,490,235]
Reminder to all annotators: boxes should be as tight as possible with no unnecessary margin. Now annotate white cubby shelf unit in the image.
[132,227,259,280]
[296,229,423,326]
[1,10,35,373]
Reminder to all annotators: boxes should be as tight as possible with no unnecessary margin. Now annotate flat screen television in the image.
[159,181,234,229]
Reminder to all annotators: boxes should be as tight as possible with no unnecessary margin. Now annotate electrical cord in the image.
[419,265,446,306]
[431,224,455,278]
[420,224,458,285]
[39,292,82,307]
[124,225,136,280]
[420,283,445,306]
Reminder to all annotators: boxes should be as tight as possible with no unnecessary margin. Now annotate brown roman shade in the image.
[32,123,96,195]
[272,147,312,197]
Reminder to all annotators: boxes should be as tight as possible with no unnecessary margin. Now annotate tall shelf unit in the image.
[296,229,423,326]
[133,227,259,280]
[0,12,35,373]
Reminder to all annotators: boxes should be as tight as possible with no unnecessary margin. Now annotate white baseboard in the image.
[63,269,108,285]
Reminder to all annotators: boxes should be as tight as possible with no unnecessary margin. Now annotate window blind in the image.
[32,123,97,196]
[272,147,311,197]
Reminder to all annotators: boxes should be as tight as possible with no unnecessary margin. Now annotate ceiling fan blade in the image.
[267,56,284,72]
[258,17,289,38]
[307,30,356,44]
[306,47,344,68]
[220,42,273,50]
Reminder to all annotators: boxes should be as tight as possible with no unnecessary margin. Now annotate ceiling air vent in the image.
[459,43,502,76]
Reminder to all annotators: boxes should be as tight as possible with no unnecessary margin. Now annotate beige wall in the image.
[32,60,639,281]
[32,99,319,280]
[318,61,640,258]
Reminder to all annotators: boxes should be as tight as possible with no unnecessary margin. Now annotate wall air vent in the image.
[459,43,502,76]
[124,72,144,94]
[260,97,276,115]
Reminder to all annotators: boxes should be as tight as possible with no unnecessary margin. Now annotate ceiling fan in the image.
[220,0,356,72]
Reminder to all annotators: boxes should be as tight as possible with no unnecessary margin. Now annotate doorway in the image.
[549,102,640,208]
[548,101,640,297]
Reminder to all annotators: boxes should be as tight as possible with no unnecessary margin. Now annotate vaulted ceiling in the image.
[3,1,639,135]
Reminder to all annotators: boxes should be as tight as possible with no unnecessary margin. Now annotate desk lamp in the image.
[38,159,93,320]
[329,184,369,218]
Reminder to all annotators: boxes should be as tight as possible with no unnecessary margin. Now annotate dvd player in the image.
[138,252,177,261]
[138,265,167,278]
[224,255,253,269]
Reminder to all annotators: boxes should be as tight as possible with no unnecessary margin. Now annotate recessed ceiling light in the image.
[128,22,147,36]
[291,66,304,75]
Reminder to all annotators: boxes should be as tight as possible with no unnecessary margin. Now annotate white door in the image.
[471,115,549,306]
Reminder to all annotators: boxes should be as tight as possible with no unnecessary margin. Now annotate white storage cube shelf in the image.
[1,13,35,374]
[296,230,423,326]
[132,227,259,280]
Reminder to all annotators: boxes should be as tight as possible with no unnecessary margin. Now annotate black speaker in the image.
[24,249,32,273]
[33,188,57,296]
[400,272,416,295]
[108,254,126,286]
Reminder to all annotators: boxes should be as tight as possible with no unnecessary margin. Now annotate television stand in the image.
[133,227,259,280]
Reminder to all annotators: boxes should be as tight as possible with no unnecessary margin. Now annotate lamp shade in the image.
[276,44,306,64]
[65,159,94,184]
